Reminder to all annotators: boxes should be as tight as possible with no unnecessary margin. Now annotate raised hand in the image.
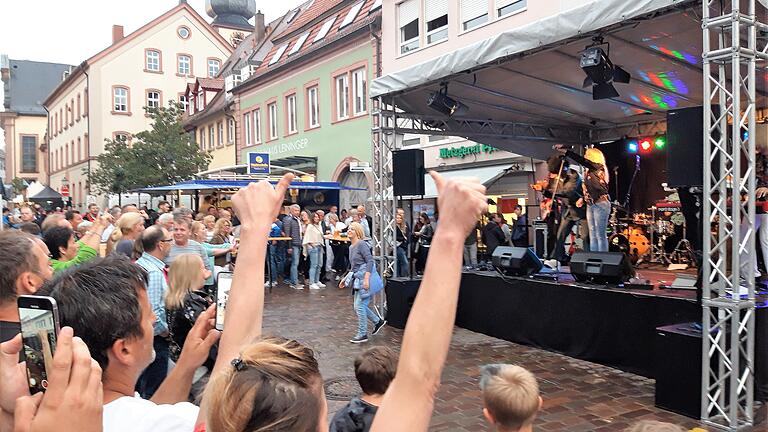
[0,334,28,414]
[429,171,487,239]
[233,173,294,230]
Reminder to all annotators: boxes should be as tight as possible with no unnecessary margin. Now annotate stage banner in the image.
[248,152,270,175]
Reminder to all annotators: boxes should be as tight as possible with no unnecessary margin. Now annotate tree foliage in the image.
[89,102,211,195]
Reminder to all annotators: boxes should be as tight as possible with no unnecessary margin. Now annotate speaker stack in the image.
[392,149,425,197]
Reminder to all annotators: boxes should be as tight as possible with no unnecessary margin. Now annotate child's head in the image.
[480,364,541,431]
[354,346,398,396]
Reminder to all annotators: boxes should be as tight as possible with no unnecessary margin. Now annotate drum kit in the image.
[608,200,696,266]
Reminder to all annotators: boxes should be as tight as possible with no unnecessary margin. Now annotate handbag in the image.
[360,266,384,299]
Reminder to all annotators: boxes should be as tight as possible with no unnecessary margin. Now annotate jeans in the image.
[353,289,380,337]
[396,246,410,277]
[136,336,169,399]
[587,200,611,252]
[463,243,477,266]
[289,246,300,285]
[268,243,279,283]
[553,207,590,262]
[308,245,322,284]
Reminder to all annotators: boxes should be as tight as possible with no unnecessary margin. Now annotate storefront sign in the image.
[438,144,497,159]
[266,138,310,155]
[248,152,270,175]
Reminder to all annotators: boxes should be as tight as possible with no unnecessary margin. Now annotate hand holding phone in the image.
[175,304,220,371]
[18,296,60,394]
[215,272,233,331]
[0,334,29,414]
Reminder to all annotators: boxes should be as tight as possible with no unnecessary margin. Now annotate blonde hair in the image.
[191,221,206,242]
[348,222,365,240]
[203,215,216,226]
[204,337,323,432]
[482,365,540,430]
[213,218,231,238]
[624,421,686,432]
[166,254,205,310]
[106,212,144,254]
[584,147,609,180]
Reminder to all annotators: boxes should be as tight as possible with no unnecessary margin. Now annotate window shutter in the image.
[398,0,419,26]
[496,0,518,8]
[426,0,448,21]
[461,0,488,21]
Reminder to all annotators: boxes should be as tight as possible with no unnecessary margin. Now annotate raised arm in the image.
[196,173,293,425]
[564,149,600,172]
[371,172,487,432]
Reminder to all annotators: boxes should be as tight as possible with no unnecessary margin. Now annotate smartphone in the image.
[17,295,61,394]
[215,272,233,331]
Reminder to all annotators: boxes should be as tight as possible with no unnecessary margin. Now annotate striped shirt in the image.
[164,239,213,284]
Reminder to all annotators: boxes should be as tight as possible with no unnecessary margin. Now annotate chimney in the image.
[254,11,266,45]
[112,25,124,45]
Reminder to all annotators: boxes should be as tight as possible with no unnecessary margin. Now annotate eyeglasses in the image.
[161,238,173,243]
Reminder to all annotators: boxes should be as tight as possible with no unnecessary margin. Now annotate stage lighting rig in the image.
[427,84,469,117]
[580,37,631,100]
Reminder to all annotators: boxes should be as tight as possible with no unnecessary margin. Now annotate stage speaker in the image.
[654,323,702,419]
[392,149,425,196]
[491,246,543,276]
[667,106,719,187]
[569,251,633,284]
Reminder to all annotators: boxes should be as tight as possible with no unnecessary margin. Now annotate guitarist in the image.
[533,153,589,265]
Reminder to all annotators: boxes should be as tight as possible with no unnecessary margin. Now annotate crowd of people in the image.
[0,176,694,432]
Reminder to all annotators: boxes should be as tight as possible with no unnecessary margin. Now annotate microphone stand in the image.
[623,155,641,212]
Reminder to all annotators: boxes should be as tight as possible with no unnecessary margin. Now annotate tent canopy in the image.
[134,179,366,193]
[370,0,768,159]
[28,185,63,201]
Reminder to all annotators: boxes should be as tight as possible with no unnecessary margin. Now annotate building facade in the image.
[44,2,234,210]
[1,56,73,185]
[234,0,382,210]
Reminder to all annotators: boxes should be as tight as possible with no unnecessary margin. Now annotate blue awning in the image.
[134,179,366,193]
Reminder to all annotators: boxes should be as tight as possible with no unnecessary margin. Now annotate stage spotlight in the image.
[639,138,652,152]
[654,136,666,149]
[427,84,469,117]
[627,140,638,153]
[580,39,631,100]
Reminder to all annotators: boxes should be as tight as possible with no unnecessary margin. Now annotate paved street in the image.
[260,281,759,431]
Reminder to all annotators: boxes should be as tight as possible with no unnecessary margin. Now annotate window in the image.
[59,109,63,132]
[269,45,288,66]
[20,136,37,173]
[426,0,448,44]
[65,143,69,166]
[307,86,319,128]
[84,89,88,116]
[399,0,420,54]
[77,137,81,162]
[208,126,215,150]
[461,0,488,30]
[77,94,81,119]
[177,26,190,39]
[253,109,262,144]
[146,90,161,109]
[83,133,89,158]
[313,16,337,43]
[370,0,382,11]
[199,129,206,150]
[289,32,310,56]
[71,140,74,164]
[268,103,278,140]
[114,133,129,143]
[286,94,297,134]
[403,134,421,146]
[339,1,364,29]
[497,0,526,17]
[244,112,252,146]
[197,90,204,111]
[113,87,129,113]
[179,94,189,112]
[70,99,75,125]
[207,58,221,78]
[65,104,69,128]
[178,55,191,76]
[335,74,349,120]
[227,118,235,144]
[145,50,161,72]
[351,68,367,115]
[217,121,224,147]
[232,71,242,87]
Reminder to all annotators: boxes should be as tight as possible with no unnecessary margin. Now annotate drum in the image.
[653,220,675,236]
[627,228,650,258]
[609,234,630,254]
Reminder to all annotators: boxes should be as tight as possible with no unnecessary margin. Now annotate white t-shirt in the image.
[103,393,199,432]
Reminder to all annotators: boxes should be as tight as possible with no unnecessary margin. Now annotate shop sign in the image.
[438,144,497,159]
[266,138,310,155]
[248,152,270,175]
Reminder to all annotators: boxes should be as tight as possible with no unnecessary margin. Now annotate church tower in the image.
[205,0,257,47]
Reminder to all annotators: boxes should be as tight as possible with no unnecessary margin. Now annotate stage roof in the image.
[135,179,366,193]
[371,0,768,159]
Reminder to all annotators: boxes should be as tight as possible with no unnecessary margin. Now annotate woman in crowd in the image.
[299,210,312,282]
[106,212,145,257]
[203,215,216,242]
[413,213,434,274]
[166,253,213,362]
[557,145,611,252]
[340,222,385,344]
[192,221,233,282]
[303,212,326,290]
[209,219,234,268]
[396,212,410,277]
[328,213,349,277]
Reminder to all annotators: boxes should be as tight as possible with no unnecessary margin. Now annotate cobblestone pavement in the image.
[261,281,764,431]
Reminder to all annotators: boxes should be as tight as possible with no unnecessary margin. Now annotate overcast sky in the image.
[0,0,307,153]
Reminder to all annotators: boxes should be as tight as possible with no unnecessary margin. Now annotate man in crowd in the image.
[165,218,213,288]
[101,206,123,242]
[157,213,175,232]
[43,214,109,273]
[218,208,232,222]
[41,213,71,231]
[172,207,194,221]
[283,204,303,289]
[135,226,173,398]
[511,205,528,248]
[358,205,372,238]
[84,203,100,222]
[482,213,507,257]
[18,205,38,227]
[480,364,542,432]
[316,209,329,282]
[65,210,83,238]
[0,231,53,343]
[325,205,339,226]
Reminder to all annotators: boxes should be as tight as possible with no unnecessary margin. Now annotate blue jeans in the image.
[308,246,322,284]
[353,289,380,337]
[396,246,409,277]
[136,336,169,399]
[268,244,279,283]
[587,200,611,252]
[289,246,300,285]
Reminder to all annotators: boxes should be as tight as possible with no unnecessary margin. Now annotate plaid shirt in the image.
[136,253,169,336]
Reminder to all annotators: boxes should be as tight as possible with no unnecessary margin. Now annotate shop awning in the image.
[421,165,515,198]
[134,179,366,193]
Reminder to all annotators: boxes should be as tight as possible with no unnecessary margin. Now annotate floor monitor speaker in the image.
[570,251,634,284]
[491,247,543,276]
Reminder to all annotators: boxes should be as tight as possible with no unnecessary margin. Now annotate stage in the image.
[386,267,768,410]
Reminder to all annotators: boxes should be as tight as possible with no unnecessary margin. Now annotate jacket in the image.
[482,222,506,255]
[329,398,378,432]
[282,215,303,246]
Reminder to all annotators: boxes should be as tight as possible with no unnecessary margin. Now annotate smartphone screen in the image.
[216,272,233,331]
[17,296,60,394]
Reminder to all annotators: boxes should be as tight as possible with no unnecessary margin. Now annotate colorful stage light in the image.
[640,138,652,152]
[654,137,666,149]
[627,141,638,153]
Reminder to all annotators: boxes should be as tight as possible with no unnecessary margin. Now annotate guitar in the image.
[531,179,555,219]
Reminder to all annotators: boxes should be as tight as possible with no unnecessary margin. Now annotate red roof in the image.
[197,78,224,91]
[257,0,378,74]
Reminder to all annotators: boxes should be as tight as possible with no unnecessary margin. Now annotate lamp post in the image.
[60,176,69,208]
